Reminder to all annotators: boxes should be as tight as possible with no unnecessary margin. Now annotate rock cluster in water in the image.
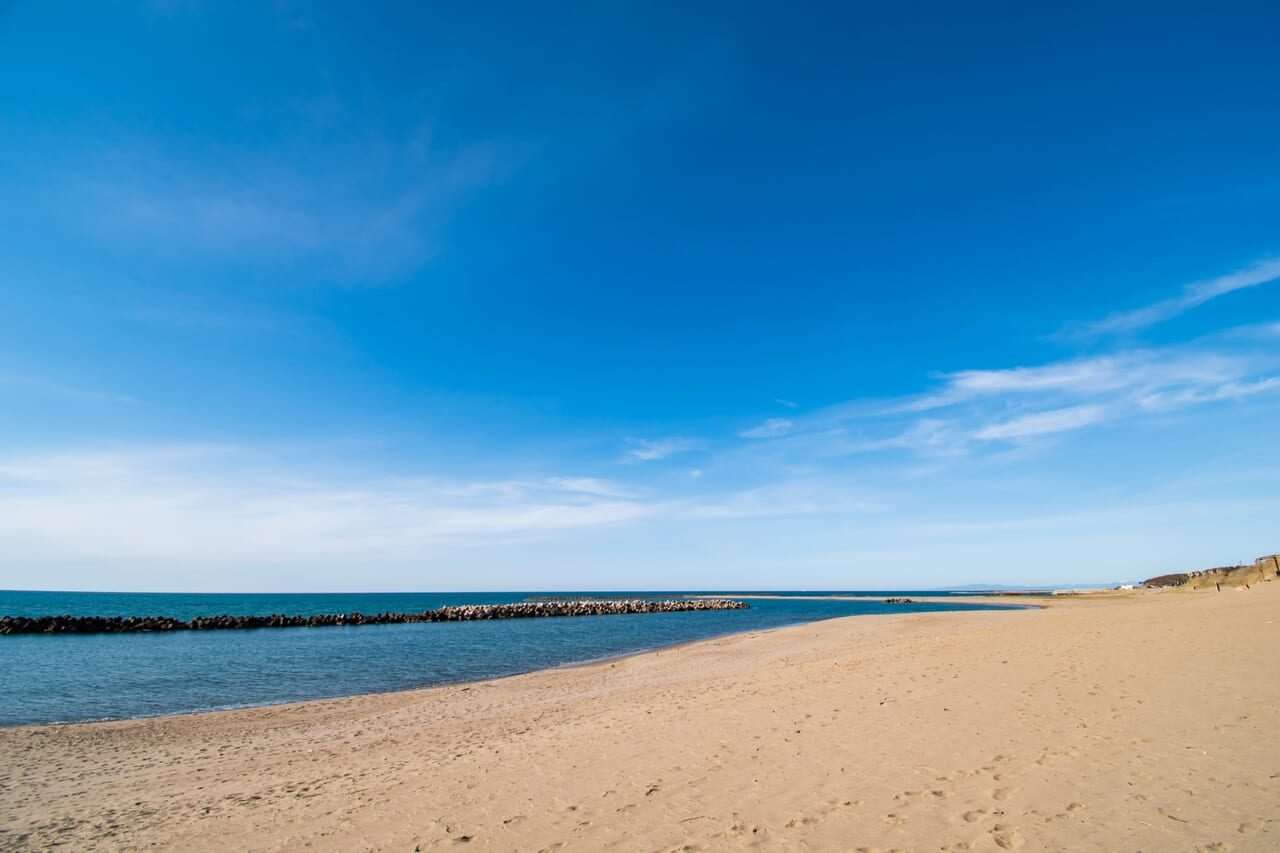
[523,594,675,601]
[0,598,749,635]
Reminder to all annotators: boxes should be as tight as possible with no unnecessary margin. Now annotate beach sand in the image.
[1,583,1277,851]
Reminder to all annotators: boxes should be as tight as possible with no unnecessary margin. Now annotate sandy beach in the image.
[2,584,1277,852]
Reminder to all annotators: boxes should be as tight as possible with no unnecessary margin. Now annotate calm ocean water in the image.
[0,590,1013,726]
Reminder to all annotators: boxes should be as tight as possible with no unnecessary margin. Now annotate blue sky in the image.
[1,2,1278,591]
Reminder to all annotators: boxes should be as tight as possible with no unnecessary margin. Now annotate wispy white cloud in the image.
[893,351,1241,414]
[684,479,884,520]
[0,448,654,568]
[623,437,705,463]
[739,418,793,439]
[0,371,135,404]
[972,405,1108,441]
[0,445,233,483]
[58,133,525,282]
[853,418,968,456]
[2,445,909,576]
[544,476,633,497]
[773,398,798,408]
[1066,258,1280,337]
[1136,376,1280,410]
[729,328,1280,459]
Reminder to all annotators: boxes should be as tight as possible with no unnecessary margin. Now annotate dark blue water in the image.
[0,590,1015,726]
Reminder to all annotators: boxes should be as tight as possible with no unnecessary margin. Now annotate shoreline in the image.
[0,595,1029,729]
[2,583,1276,850]
[1,623,797,731]
[4,601,1035,737]
[0,596,1041,733]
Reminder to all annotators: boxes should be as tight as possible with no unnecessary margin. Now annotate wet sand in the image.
[1,583,1277,851]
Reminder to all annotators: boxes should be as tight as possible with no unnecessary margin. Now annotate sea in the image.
[0,589,1019,727]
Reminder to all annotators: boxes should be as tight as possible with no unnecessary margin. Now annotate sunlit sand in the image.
[2,582,1277,850]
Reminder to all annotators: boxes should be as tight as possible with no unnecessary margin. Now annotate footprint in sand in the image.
[990,824,1024,849]
[785,815,819,828]
[992,787,1016,802]
[962,809,988,823]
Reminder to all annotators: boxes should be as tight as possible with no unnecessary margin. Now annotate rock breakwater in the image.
[0,598,749,635]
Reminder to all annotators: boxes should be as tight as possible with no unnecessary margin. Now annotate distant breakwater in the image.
[0,599,750,635]
[523,594,680,601]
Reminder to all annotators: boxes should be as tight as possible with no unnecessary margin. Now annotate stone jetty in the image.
[523,594,677,601]
[0,598,749,635]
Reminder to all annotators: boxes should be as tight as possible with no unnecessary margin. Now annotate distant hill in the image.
[1145,554,1280,590]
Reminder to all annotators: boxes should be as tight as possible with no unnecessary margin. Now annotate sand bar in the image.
[2,584,1277,851]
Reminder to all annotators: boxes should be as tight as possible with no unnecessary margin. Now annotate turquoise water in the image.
[0,590,1014,726]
